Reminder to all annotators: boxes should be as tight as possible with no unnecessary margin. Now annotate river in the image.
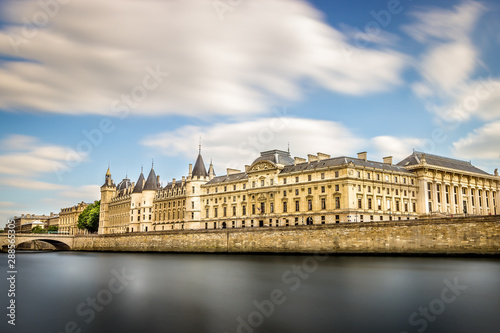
[1,252,499,333]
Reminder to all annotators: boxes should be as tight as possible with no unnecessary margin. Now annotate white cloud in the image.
[405,1,484,99]
[0,0,407,117]
[141,117,426,171]
[453,121,500,159]
[370,136,426,162]
[403,1,484,43]
[0,134,86,176]
[0,177,69,191]
[60,185,100,201]
[141,117,367,171]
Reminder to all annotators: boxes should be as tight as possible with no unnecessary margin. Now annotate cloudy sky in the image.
[0,0,499,226]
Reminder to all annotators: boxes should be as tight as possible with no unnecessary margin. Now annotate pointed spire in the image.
[143,167,159,191]
[152,158,154,169]
[199,137,202,154]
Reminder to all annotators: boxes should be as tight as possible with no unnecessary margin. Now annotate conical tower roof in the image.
[132,171,145,193]
[192,153,208,177]
[143,167,159,191]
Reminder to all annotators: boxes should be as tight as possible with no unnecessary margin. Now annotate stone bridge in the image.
[0,234,74,251]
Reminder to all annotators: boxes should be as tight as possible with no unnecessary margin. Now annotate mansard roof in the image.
[252,149,294,166]
[192,154,208,177]
[280,156,413,174]
[397,151,490,175]
[205,172,248,185]
[143,168,159,191]
[132,172,145,193]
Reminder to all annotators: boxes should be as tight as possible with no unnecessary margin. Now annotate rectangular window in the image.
[243,184,246,189]
[335,215,340,223]
[335,197,340,209]
[242,205,246,215]
[321,216,325,224]
[252,204,256,214]
[252,181,256,188]
[206,208,209,218]
[358,198,362,209]
[295,189,299,196]
[446,186,450,204]
[270,202,274,213]
[396,201,400,211]
[308,188,312,194]
[486,191,489,208]
[335,171,339,178]
[261,180,265,187]
[368,186,371,193]
[413,202,416,212]
[283,178,287,184]
[368,198,372,209]
[260,202,265,214]
[283,190,287,197]
[214,208,218,218]
[335,184,339,191]
[270,179,274,185]
[321,173,325,180]
[295,200,300,212]
[283,202,288,213]
[321,198,326,210]
[428,183,432,200]
[295,176,299,183]
[377,198,381,210]
[454,187,458,205]
[471,189,475,206]
[367,173,371,180]
[479,190,482,207]
[308,175,312,181]
[321,186,325,193]
[308,199,312,211]
[404,202,408,212]
[437,184,441,203]
[233,206,236,216]
[357,171,361,178]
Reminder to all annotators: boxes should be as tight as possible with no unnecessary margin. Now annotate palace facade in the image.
[99,149,500,234]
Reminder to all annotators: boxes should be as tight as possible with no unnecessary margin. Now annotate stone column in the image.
[432,181,439,214]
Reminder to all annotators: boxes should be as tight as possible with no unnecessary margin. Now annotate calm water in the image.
[1,252,499,333]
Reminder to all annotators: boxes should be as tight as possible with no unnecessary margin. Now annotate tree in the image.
[78,200,100,233]
[32,226,47,234]
[47,225,58,232]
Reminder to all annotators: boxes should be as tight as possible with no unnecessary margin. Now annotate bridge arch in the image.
[16,239,71,251]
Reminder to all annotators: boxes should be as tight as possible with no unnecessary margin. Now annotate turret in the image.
[99,167,116,235]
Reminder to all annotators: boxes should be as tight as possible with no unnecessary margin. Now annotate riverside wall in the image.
[69,216,500,255]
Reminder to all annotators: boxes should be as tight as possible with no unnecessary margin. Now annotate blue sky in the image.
[0,0,499,226]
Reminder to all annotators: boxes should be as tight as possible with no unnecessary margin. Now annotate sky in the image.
[0,0,499,227]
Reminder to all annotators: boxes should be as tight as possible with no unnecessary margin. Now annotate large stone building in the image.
[99,148,500,234]
[59,201,90,235]
[12,212,58,233]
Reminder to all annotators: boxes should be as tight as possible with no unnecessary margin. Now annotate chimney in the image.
[307,154,318,163]
[157,175,160,184]
[294,157,306,165]
[227,168,241,175]
[182,176,185,183]
[245,165,250,173]
[172,178,176,185]
[188,163,193,177]
[357,152,367,161]
[317,152,331,160]
[383,156,393,165]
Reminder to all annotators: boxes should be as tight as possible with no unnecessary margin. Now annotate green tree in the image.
[32,226,47,234]
[78,200,100,233]
[47,225,58,232]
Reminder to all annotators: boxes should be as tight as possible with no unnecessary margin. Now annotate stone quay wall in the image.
[70,216,500,255]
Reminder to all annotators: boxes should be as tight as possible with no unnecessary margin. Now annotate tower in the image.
[99,166,116,234]
[186,145,211,229]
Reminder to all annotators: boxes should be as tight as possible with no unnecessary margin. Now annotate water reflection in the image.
[0,252,499,333]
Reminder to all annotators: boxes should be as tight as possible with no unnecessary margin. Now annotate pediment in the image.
[248,161,276,173]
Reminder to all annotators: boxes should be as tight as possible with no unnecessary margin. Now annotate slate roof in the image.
[192,154,208,177]
[205,172,248,185]
[132,172,145,193]
[143,168,159,191]
[116,178,132,192]
[280,156,413,175]
[397,151,490,175]
[252,149,294,166]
